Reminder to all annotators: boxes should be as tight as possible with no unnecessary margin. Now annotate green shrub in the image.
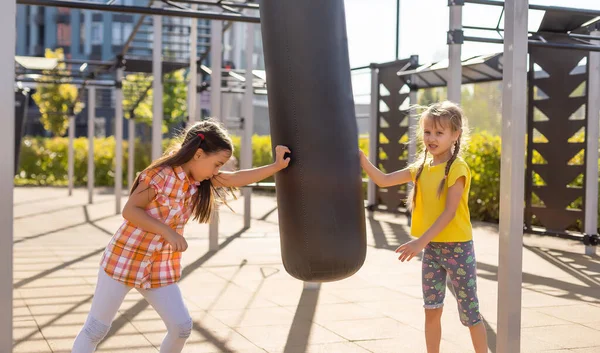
[14,133,600,233]
[464,132,501,222]
[15,135,276,186]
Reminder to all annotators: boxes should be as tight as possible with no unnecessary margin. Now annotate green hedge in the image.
[15,135,275,187]
[464,132,502,223]
[15,133,599,231]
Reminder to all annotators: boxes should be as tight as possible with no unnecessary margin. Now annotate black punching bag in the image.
[259,0,367,282]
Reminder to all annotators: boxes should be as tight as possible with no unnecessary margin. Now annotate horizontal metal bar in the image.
[465,26,598,42]
[126,46,208,54]
[16,71,106,80]
[530,39,600,51]
[463,35,504,44]
[168,0,259,10]
[61,58,114,66]
[16,57,114,67]
[526,226,586,242]
[463,0,504,7]
[463,25,501,32]
[568,33,600,41]
[351,65,371,71]
[528,3,600,17]
[132,38,211,45]
[16,78,116,87]
[142,22,211,29]
[464,0,600,17]
[464,35,600,52]
[16,0,261,23]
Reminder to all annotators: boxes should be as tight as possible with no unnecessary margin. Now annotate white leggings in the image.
[72,270,192,353]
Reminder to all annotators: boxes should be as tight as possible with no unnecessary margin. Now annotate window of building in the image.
[91,23,103,45]
[57,24,71,46]
[123,23,133,43]
[112,25,123,45]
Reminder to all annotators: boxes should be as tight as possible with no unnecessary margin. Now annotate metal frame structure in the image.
[1,3,15,352]
[585,30,600,256]
[369,2,600,352]
[396,52,503,88]
[366,57,419,216]
[448,2,599,352]
[525,38,589,242]
[497,2,528,351]
[16,0,261,23]
[10,0,266,314]
[446,1,600,247]
[10,3,600,353]
[451,0,600,53]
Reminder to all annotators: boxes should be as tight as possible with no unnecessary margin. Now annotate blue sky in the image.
[344,0,600,102]
[345,0,600,66]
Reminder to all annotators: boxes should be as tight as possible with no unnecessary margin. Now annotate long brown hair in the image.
[131,119,234,223]
[407,101,469,210]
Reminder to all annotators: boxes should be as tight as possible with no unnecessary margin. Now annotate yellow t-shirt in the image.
[409,157,472,242]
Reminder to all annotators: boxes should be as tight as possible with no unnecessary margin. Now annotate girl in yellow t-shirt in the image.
[359,101,487,353]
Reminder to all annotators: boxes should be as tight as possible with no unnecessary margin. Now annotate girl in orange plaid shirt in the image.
[72,120,290,353]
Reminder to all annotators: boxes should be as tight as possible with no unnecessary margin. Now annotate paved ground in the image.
[11,187,600,352]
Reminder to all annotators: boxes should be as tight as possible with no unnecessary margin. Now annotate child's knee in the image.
[82,316,111,344]
[171,317,193,339]
[424,307,443,322]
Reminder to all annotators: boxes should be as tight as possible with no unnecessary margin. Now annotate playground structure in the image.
[364,3,599,351]
[2,1,600,352]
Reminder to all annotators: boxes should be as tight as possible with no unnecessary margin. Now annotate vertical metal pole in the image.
[497,0,528,352]
[367,66,378,212]
[196,67,203,121]
[408,89,418,164]
[209,20,223,251]
[115,67,124,214]
[585,29,600,256]
[233,22,243,71]
[128,118,135,190]
[242,21,255,229]
[0,1,16,349]
[68,115,75,196]
[152,9,163,161]
[407,88,418,225]
[395,0,400,59]
[88,86,96,204]
[188,4,198,125]
[448,0,463,104]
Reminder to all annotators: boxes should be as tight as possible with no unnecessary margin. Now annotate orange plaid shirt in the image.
[100,165,200,288]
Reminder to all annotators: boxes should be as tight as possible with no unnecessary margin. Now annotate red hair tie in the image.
[198,133,205,140]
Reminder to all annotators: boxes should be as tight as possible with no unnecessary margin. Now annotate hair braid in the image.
[437,138,461,197]
[408,150,428,210]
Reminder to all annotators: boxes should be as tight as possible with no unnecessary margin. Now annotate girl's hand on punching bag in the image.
[274,145,291,171]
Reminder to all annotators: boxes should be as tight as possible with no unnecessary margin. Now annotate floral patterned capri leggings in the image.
[422,240,483,326]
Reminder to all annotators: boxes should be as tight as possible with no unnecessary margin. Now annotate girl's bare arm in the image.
[360,150,412,187]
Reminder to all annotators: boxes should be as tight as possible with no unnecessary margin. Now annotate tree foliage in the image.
[31,48,84,136]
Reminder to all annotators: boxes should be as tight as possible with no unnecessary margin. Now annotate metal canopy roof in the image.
[397,8,598,90]
[538,10,599,33]
[396,53,503,89]
[14,0,260,88]
[15,56,60,71]
[14,55,268,93]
